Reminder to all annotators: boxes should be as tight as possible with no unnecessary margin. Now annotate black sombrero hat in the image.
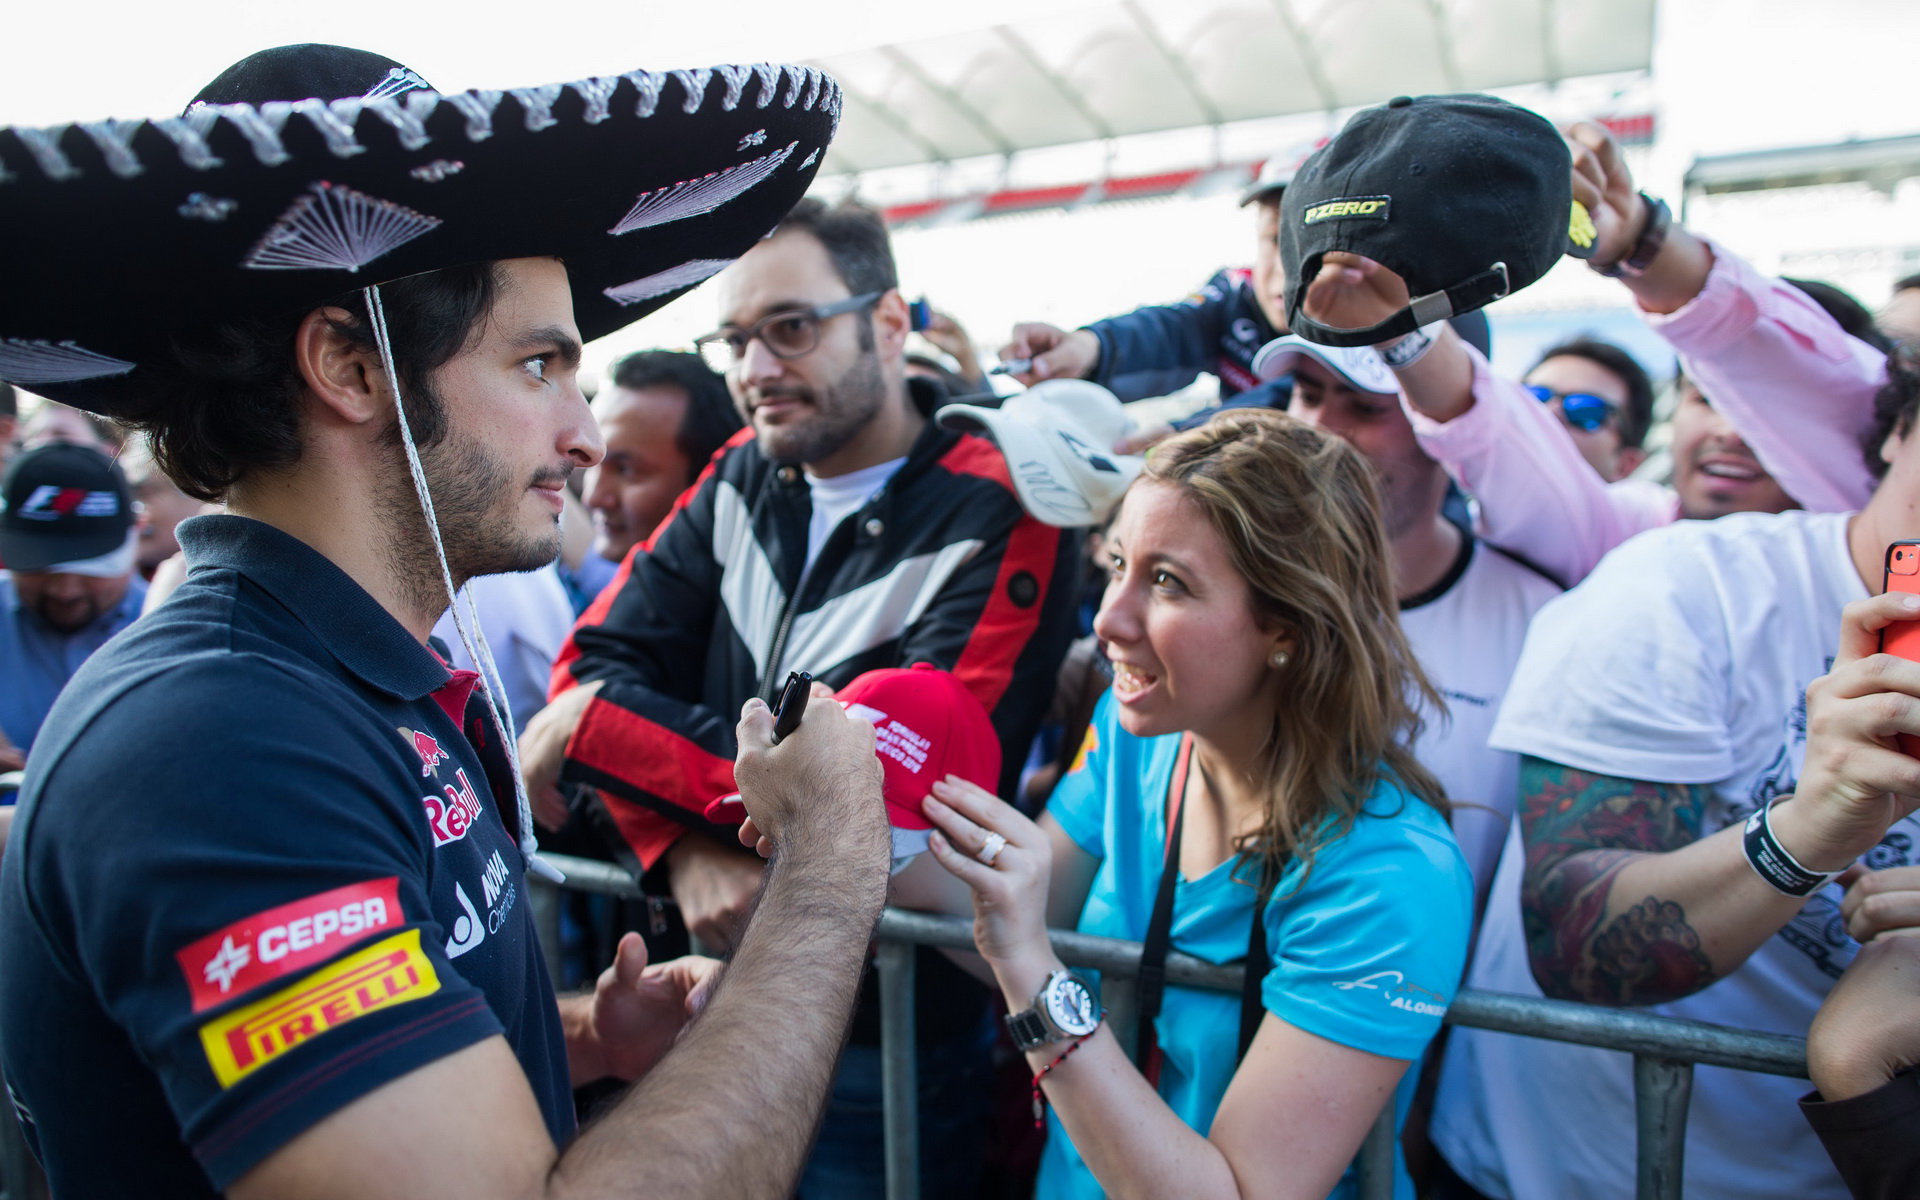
[0,44,842,416]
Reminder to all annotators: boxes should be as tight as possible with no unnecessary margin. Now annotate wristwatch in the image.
[1592,192,1671,279]
[1005,970,1101,1050]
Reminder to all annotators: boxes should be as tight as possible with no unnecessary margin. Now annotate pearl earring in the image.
[1269,650,1289,669]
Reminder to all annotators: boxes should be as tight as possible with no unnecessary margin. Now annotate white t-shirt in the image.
[804,458,905,569]
[431,564,576,737]
[1432,509,1905,1200]
[1401,537,1561,909]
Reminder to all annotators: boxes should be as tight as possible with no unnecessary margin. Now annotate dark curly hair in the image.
[1865,346,1920,480]
[122,263,502,501]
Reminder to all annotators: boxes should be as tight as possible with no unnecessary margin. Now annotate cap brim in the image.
[1250,337,1398,394]
[1238,181,1284,208]
[936,401,1140,528]
[0,524,128,571]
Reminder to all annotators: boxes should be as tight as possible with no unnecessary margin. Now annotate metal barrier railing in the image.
[537,853,1809,1200]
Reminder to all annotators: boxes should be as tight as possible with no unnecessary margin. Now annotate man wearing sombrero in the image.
[0,45,893,1198]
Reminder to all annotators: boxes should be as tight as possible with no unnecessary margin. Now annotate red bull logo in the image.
[401,726,450,777]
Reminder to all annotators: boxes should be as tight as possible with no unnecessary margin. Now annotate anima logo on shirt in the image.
[446,850,518,960]
[175,878,403,1011]
[422,768,484,847]
[197,929,440,1087]
[399,726,451,777]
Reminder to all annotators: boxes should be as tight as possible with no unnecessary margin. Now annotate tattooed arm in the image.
[1517,758,1795,1005]
[1519,592,1920,1006]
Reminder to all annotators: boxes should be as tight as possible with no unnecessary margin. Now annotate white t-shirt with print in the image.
[1401,537,1561,908]
[1432,509,1908,1200]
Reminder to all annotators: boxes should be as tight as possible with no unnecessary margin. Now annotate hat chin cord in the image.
[363,283,565,886]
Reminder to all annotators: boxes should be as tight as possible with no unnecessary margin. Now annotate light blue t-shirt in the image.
[1042,693,1472,1200]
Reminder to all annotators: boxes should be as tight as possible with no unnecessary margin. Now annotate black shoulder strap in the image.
[1136,737,1191,1077]
[1137,736,1281,1077]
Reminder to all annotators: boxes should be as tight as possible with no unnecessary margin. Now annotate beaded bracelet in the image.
[1032,1033,1094,1127]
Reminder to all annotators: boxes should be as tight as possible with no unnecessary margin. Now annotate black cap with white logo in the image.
[0,443,134,570]
[1279,93,1596,348]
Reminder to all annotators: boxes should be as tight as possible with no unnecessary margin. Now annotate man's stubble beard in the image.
[753,342,888,467]
[378,393,563,622]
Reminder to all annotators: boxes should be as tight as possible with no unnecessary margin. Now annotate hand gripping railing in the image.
[0,850,1810,1199]
[533,854,1808,1200]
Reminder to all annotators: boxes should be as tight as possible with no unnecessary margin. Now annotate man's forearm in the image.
[1520,763,1825,1005]
[547,846,887,1198]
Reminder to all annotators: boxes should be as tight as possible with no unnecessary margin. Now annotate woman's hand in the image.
[923,775,1056,974]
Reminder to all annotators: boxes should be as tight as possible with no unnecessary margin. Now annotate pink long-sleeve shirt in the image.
[1406,241,1886,585]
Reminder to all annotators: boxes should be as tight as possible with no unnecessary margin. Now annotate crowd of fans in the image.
[3,41,1920,1200]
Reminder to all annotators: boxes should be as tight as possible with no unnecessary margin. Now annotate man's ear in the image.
[1614,445,1648,479]
[293,307,388,426]
[870,289,911,360]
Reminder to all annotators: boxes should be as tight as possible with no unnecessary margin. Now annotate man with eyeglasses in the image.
[519,196,1079,1199]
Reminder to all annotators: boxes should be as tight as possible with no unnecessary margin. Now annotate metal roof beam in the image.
[994,24,1116,143]
[1264,0,1341,112]
[1122,0,1226,126]
[1421,0,1465,91]
[830,73,951,164]
[879,45,1018,158]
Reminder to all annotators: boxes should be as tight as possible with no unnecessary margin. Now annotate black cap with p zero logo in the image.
[0,442,134,570]
[1280,93,1595,348]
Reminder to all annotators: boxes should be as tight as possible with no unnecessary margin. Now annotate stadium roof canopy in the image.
[802,0,1656,177]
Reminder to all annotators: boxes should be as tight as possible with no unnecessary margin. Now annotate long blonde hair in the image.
[1140,409,1447,883]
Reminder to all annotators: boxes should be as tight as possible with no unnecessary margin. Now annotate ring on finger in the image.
[977,831,1007,867]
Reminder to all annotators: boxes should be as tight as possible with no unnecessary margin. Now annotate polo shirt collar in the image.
[177,514,454,703]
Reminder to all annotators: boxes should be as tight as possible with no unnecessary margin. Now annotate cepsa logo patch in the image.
[198,929,439,1088]
[175,878,401,1011]
[1301,196,1391,225]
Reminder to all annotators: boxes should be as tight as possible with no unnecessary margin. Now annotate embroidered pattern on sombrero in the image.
[1,67,840,185]
[0,340,137,384]
[604,260,732,307]
[244,182,441,271]
[611,141,796,236]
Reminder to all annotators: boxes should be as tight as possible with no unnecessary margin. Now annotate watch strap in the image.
[1593,193,1671,279]
[1004,1007,1052,1051]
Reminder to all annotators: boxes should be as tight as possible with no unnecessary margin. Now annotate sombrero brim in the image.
[0,64,841,416]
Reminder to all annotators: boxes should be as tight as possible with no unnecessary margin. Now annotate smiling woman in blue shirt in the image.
[896,407,1472,1200]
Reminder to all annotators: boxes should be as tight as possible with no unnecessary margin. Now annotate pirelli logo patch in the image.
[198,929,440,1088]
[1302,196,1391,225]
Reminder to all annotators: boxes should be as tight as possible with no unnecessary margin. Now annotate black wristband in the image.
[1593,193,1671,279]
[1743,801,1844,898]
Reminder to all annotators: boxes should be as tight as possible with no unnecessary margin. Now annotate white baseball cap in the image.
[935,380,1143,528]
[1251,335,1400,396]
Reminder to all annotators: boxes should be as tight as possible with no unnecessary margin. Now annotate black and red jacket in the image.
[551,380,1080,871]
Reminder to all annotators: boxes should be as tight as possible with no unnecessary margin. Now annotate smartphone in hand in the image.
[1882,541,1920,756]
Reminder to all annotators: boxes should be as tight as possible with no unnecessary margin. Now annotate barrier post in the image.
[875,939,921,1200]
[1634,1055,1694,1200]
[1354,1106,1396,1200]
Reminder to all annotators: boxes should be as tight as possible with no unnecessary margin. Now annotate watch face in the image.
[1044,975,1098,1036]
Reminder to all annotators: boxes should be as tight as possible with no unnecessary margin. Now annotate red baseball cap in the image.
[705,664,1001,852]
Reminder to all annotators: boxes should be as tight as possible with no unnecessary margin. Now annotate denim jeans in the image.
[796,1018,997,1200]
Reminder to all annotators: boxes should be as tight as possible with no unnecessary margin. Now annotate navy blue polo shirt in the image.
[0,515,572,1195]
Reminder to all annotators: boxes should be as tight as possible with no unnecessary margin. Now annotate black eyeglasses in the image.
[694,291,884,373]
[1526,384,1616,433]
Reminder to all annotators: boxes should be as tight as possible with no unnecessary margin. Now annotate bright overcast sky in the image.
[1,0,1109,126]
